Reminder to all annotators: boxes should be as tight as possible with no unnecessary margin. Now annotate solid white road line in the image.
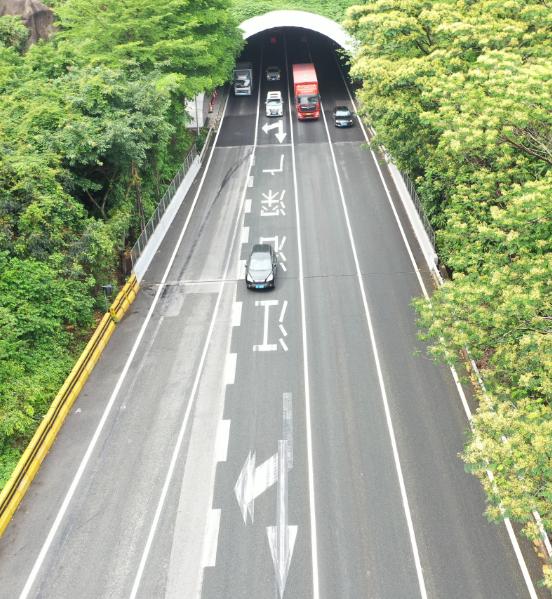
[215,420,231,463]
[19,92,233,599]
[224,353,237,386]
[319,98,428,599]
[284,34,320,599]
[336,56,539,599]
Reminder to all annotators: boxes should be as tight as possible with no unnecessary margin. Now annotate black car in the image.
[245,244,277,289]
[265,66,281,82]
[333,105,354,127]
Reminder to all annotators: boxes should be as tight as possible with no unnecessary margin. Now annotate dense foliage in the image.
[231,0,354,22]
[345,0,551,585]
[0,0,242,486]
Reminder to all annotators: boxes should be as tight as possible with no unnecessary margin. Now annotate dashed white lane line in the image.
[244,199,252,214]
[241,226,250,244]
[279,300,288,323]
[248,175,254,188]
[224,353,237,386]
[215,420,231,463]
[201,509,221,568]
[237,259,246,281]
[232,302,242,327]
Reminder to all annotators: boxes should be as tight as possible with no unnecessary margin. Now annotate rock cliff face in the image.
[0,0,54,45]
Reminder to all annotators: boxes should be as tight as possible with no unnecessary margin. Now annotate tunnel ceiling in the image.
[239,10,353,52]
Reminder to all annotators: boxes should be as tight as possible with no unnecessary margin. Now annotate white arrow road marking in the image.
[267,440,297,599]
[253,299,278,351]
[262,120,287,143]
[234,452,279,524]
[263,154,285,176]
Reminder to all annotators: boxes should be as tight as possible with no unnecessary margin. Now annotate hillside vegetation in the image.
[345,0,551,585]
[0,0,242,486]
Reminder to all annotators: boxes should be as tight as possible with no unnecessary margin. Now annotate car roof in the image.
[267,65,280,70]
[251,243,272,254]
[266,91,282,100]
[335,105,350,112]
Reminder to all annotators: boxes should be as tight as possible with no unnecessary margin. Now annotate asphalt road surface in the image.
[0,29,547,599]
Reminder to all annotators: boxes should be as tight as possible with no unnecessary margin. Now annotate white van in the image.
[265,91,283,117]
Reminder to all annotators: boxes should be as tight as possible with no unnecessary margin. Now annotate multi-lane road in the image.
[0,29,546,599]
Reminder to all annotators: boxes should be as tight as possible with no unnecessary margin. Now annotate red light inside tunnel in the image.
[270,36,277,44]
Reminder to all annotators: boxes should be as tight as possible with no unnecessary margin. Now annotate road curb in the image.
[0,275,139,537]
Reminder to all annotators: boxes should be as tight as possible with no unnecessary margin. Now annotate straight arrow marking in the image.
[267,440,297,598]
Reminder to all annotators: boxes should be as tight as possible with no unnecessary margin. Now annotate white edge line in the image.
[19,91,233,599]
[284,33,320,599]
[336,55,539,598]
[128,59,264,598]
[318,85,428,597]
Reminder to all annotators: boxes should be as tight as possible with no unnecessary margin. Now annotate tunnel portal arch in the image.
[239,10,353,52]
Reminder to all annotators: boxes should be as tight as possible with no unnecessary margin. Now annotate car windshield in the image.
[250,254,272,270]
[298,95,318,105]
[267,100,281,105]
[336,109,351,117]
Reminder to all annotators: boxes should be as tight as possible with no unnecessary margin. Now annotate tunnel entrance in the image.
[239,10,353,52]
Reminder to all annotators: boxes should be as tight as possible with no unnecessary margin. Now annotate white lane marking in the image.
[129,60,265,598]
[320,96,428,599]
[224,353,237,386]
[279,338,289,352]
[232,301,242,327]
[263,153,285,176]
[19,92,234,599]
[234,452,279,524]
[253,299,278,352]
[215,420,231,463]
[267,440,297,599]
[241,226,250,244]
[282,392,294,468]
[337,56,540,598]
[244,199,252,214]
[279,300,288,323]
[248,175,254,188]
[279,324,288,338]
[237,259,246,281]
[283,33,320,599]
[201,509,221,568]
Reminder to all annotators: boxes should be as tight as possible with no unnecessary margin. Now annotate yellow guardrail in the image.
[0,274,139,537]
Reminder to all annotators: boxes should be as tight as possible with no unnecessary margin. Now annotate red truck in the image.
[292,63,320,120]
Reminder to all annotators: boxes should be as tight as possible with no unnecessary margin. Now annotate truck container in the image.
[292,63,320,120]
[233,62,253,96]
